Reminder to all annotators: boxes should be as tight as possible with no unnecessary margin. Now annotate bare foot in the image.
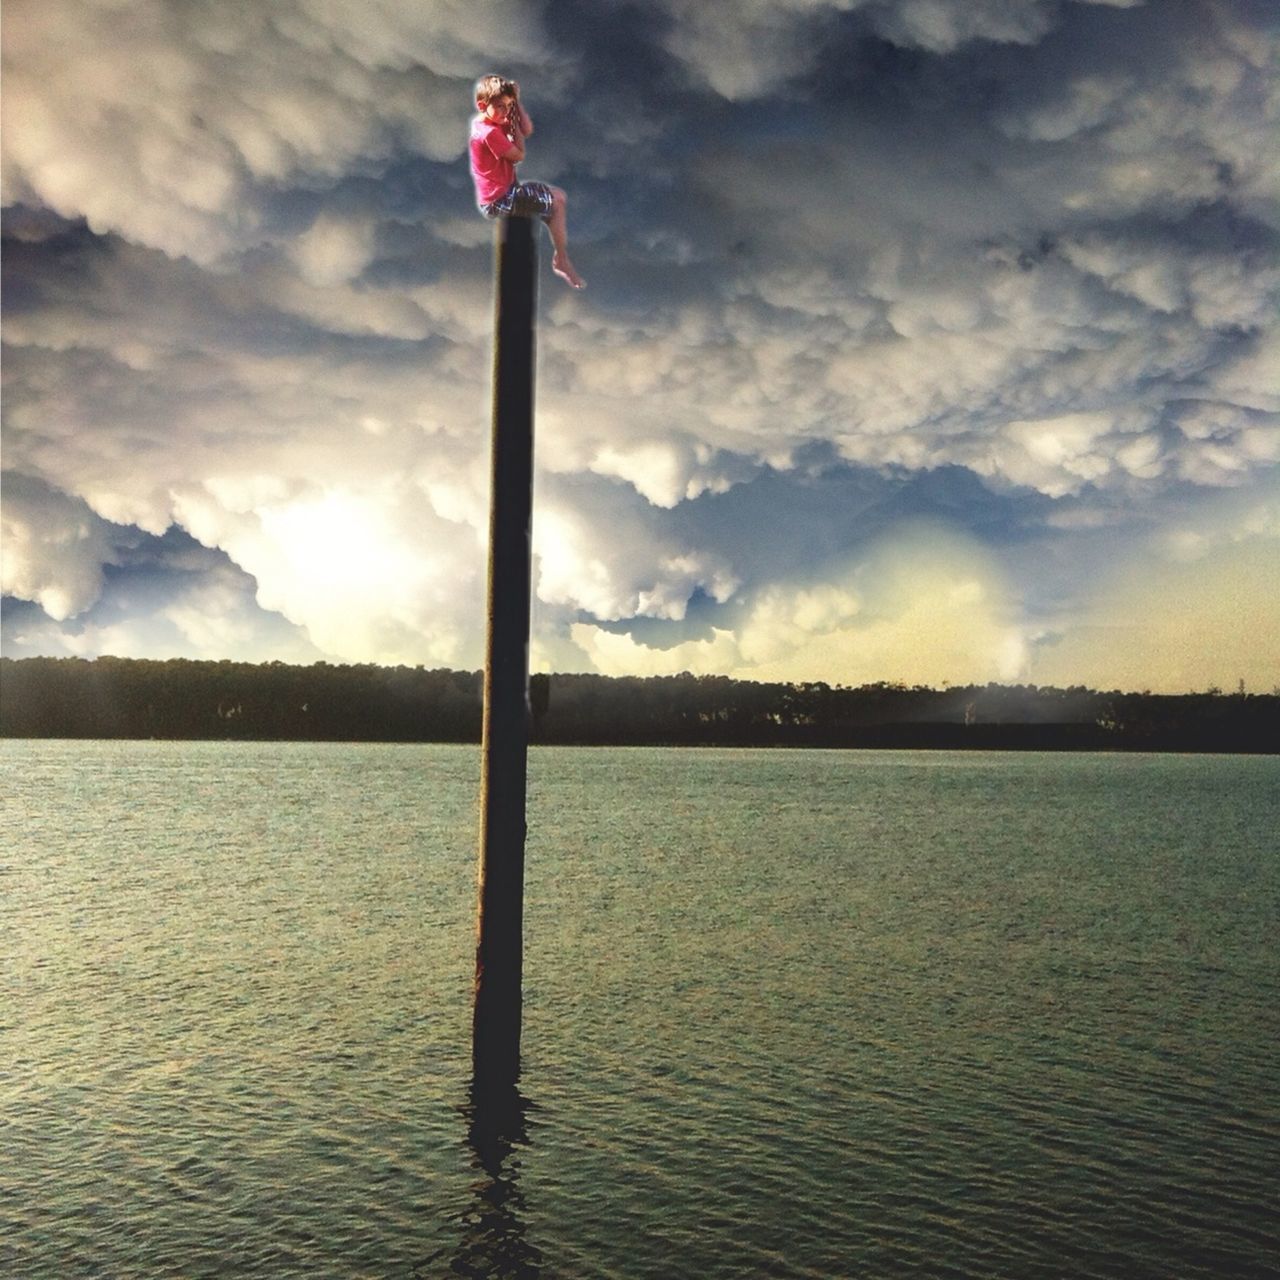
[552,253,585,289]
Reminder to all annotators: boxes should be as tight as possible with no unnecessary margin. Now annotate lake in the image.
[3,742,1278,1278]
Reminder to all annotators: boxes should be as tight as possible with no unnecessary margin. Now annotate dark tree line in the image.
[0,657,481,742]
[2,656,1275,751]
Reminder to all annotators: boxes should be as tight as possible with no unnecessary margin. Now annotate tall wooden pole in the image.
[473,215,537,1089]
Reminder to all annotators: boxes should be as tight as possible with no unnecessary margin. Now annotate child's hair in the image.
[475,74,517,106]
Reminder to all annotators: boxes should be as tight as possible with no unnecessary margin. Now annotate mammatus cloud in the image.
[2,0,1277,691]
[656,0,1147,100]
[3,224,496,661]
[1,0,550,263]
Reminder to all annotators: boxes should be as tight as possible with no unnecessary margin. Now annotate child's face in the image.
[480,95,514,126]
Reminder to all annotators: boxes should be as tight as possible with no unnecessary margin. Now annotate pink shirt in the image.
[470,116,517,205]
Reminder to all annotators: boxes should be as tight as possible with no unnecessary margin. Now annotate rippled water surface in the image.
[4,742,1278,1278]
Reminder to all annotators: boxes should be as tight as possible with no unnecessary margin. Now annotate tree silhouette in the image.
[1,657,1275,752]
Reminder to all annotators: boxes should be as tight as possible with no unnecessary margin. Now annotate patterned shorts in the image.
[480,180,555,222]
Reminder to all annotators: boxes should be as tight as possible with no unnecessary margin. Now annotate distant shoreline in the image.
[3,656,1275,754]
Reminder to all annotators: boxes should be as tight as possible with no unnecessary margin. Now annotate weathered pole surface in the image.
[473,214,537,1090]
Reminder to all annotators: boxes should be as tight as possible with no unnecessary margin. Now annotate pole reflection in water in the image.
[417,1077,543,1279]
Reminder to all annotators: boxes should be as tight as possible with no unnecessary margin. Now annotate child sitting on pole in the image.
[469,74,585,290]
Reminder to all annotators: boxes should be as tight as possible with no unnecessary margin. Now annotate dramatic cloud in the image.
[1,473,122,621]
[571,520,1032,687]
[3,0,1277,691]
[1,0,549,261]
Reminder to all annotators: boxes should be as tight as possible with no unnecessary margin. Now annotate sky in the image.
[2,0,1277,693]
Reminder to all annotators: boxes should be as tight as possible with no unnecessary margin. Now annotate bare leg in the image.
[546,188,585,289]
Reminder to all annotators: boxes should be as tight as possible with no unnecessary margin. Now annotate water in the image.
[3,742,1277,1279]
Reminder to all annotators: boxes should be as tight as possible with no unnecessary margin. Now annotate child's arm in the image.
[510,82,534,138]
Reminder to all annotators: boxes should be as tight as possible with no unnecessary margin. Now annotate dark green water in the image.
[3,742,1277,1278]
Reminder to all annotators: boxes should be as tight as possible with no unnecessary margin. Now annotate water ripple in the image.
[3,743,1278,1278]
